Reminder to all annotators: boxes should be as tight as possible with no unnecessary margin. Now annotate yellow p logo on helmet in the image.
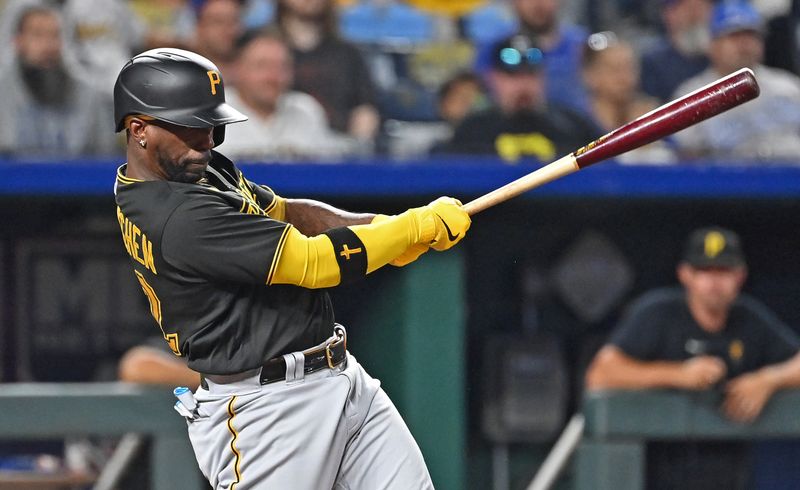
[207,70,221,95]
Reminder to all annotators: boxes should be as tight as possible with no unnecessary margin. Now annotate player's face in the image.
[679,264,747,314]
[147,120,215,183]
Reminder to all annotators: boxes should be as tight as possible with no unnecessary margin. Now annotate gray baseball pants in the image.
[184,353,434,489]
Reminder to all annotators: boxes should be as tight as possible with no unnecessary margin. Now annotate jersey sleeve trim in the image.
[263,192,286,221]
[266,224,293,285]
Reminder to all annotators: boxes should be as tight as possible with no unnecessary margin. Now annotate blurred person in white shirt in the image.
[0,5,117,157]
[60,0,147,94]
[672,1,800,162]
[219,30,355,161]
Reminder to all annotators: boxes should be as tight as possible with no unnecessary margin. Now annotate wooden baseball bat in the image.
[462,67,760,216]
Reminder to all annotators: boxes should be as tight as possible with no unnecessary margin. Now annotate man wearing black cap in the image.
[585,226,800,489]
[441,34,600,163]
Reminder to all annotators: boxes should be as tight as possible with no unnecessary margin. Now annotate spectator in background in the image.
[582,31,675,164]
[60,0,147,95]
[443,35,600,163]
[0,6,117,157]
[275,0,379,147]
[219,31,355,161]
[190,0,244,85]
[585,226,800,490]
[129,0,196,49]
[416,71,489,156]
[756,0,798,75]
[0,0,50,66]
[640,0,712,102]
[437,71,489,128]
[672,1,800,161]
[477,0,590,114]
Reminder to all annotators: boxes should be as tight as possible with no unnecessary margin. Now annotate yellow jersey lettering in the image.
[125,217,135,256]
[140,235,157,274]
[238,196,265,216]
[237,175,266,216]
[207,70,221,95]
[117,207,158,275]
[165,332,182,356]
[131,224,141,263]
[135,270,162,325]
[117,207,132,256]
[238,175,256,202]
[495,132,557,163]
[134,270,180,356]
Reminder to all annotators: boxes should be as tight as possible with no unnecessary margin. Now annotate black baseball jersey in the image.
[114,151,334,375]
[610,288,800,378]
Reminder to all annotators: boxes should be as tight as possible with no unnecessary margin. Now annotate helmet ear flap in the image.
[213,126,225,146]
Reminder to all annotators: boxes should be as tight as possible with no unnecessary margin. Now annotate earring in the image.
[138,140,146,148]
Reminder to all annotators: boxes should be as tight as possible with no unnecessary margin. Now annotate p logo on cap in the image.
[683,226,745,268]
[704,231,727,258]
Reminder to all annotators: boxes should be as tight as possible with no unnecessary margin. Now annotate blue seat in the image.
[340,1,435,45]
[463,2,517,45]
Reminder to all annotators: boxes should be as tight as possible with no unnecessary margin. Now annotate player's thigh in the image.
[336,385,434,490]
[190,373,352,490]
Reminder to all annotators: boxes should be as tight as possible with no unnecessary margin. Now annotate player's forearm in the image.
[585,347,689,390]
[270,209,436,288]
[756,351,800,391]
[284,198,374,235]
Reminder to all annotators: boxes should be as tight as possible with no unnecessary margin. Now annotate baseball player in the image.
[113,48,470,489]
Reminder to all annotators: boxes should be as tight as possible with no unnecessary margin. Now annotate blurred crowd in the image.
[1,0,800,164]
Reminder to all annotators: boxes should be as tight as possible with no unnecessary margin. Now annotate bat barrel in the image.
[573,68,760,169]
[461,68,760,216]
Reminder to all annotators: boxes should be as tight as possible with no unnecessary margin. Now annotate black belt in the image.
[201,326,347,389]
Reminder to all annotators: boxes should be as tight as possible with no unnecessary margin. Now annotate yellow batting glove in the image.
[392,243,430,266]
[428,197,471,251]
[371,214,430,266]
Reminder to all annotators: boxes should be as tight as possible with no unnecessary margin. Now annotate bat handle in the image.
[462,154,579,215]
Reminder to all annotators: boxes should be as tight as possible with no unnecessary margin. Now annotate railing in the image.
[0,383,203,489]
[575,389,800,489]
[2,157,800,197]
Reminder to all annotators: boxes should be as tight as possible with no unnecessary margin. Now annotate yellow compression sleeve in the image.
[353,210,436,273]
[264,192,286,221]
[270,208,436,288]
[270,227,341,288]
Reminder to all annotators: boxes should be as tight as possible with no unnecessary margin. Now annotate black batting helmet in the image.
[113,48,246,146]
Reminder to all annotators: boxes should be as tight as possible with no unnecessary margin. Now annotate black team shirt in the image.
[610,288,799,378]
[114,151,334,375]
[608,287,800,490]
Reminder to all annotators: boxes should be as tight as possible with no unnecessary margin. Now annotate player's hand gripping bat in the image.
[462,67,761,216]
